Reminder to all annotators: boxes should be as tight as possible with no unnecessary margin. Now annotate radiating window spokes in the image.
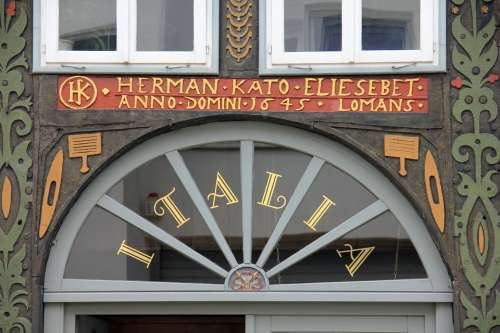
[256,156,324,268]
[166,150,238,268]
[97,195,228,278]
[65,139,427,288]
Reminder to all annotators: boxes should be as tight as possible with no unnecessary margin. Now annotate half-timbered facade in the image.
[0,0,498,332]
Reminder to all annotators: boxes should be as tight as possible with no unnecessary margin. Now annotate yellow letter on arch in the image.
[207,172,239,209]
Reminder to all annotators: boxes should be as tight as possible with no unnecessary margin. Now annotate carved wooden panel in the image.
[0,2,33,332]
[450,0,500,331]
[225,0,254,63]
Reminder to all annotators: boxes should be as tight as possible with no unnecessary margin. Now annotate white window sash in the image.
[45,0,127,63]
[128,0,208,64]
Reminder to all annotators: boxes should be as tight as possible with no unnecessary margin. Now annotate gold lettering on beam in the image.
[154,187,190,228]
[207,172,239,209]
[117,240,155,269]
[117,77,133,93]
[337,243,375,277]
[303,195,336,231]
[257,171,287,210]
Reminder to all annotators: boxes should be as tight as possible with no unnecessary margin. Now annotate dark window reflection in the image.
[59,0,117,51]
[65,143,426,286]
[64,207,224,283]
[181,143,242,263]
[270,212,427,283]
[76,315,245,333]
[267,163,377,266]
[362,0,420,50]
[284,0,342,52]
[108,155,232,272]
[137,0,194,51]
[252,144,312,263]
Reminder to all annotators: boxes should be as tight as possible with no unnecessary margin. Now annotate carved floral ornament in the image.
[382,134,445,234]
[227,267,266,291]
[39,132,103,239]
[450,0,500,331]
[0,1,32,332]
[226,0,253,62]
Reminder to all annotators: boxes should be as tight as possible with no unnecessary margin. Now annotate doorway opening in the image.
[76,315,245,333]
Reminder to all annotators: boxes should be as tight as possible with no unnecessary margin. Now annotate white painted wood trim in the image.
[44,291,454,303]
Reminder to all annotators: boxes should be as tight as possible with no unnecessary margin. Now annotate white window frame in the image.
[261,0,445,75]
[34,0,218,73]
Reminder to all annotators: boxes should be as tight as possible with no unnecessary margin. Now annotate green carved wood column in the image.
[450,0,500,331]
[0,1,32,332]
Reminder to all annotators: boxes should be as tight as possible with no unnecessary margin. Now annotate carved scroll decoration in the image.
[0,1,33,332]
[424,151,445,233]
[227,267,266,291]
[450,0,500,331]
[226,0,253,62]
[39,150,63,239]
[2,176,12,219]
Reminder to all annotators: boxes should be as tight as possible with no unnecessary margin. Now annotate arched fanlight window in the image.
[44,122,452,333]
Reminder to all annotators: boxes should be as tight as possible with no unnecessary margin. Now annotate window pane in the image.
[137,0,194,51]
[59,0,116,51]
[252,144,312,263]
[265,163,377,270]
[65,207,224,283]
[106,155,232,273]
[272,212,427,284]
[181,142,243,263]
[284,0,342,52]
[362,0,420,50]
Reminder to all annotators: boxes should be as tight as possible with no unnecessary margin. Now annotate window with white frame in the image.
[36,0,217,73]
[261,0,444,74]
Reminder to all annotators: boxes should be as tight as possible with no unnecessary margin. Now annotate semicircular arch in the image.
[45,121,451,297]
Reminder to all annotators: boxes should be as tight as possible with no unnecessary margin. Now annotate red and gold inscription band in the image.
[58,76,429,113]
